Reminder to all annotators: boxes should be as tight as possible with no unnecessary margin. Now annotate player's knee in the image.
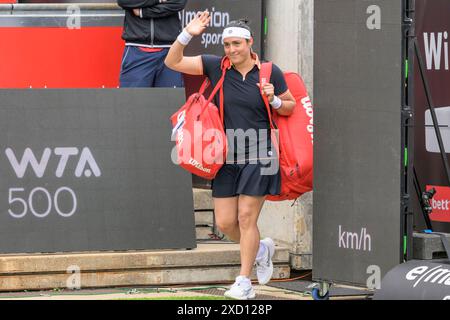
[216,219,238,234]
[238,209,256,230]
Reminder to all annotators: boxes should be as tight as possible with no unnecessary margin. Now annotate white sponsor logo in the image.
[5,147,101,178]
[188,157,211,174]
[301,96,314,144]
[431,198,450,211]
[423,32,449,71]
[406,265,450,287]
[338,225,372,251]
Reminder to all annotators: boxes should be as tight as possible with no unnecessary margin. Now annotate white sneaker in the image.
[256,238,275,285]
[224,276,256,300]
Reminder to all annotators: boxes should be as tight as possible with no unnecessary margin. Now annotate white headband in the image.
[222,27,252,40]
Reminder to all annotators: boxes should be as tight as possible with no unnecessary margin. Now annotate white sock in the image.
[256,242,267,262]
[236,275,252,287]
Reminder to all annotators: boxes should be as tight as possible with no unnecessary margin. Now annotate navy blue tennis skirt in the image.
[212,159,281,198]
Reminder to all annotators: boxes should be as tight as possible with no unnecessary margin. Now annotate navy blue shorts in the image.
[212,160,281,198]
[119,46,184,88]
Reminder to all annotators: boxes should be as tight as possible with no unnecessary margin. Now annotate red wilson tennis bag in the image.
[259,63,314,201]
[170,62,229,180]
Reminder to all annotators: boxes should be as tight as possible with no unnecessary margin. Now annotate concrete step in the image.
[193,188,215,241]
[195,210,214,226]
[196,226,215,240]
[0,243,290,292]
[193,188,213,211]
[193,188,219,240]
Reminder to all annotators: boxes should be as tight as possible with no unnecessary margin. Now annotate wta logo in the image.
[5,147,101,178]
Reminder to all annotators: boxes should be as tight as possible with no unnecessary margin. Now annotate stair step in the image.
[195,211,214,225]
[196,226,216,240]
[0,244,290,292]
[193,189,213,210]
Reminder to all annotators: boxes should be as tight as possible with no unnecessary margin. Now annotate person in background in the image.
[117,0,187,88]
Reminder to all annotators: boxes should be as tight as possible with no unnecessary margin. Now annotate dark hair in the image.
[225,19,253,38]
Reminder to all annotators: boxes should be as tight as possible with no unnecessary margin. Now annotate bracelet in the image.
[177,29,193,46]
[270,96,282,109]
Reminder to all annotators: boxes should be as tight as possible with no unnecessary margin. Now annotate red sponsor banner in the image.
[0,27,124,88]
[427,185,450,222]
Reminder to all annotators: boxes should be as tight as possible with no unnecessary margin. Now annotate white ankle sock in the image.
[236,275,251,287]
